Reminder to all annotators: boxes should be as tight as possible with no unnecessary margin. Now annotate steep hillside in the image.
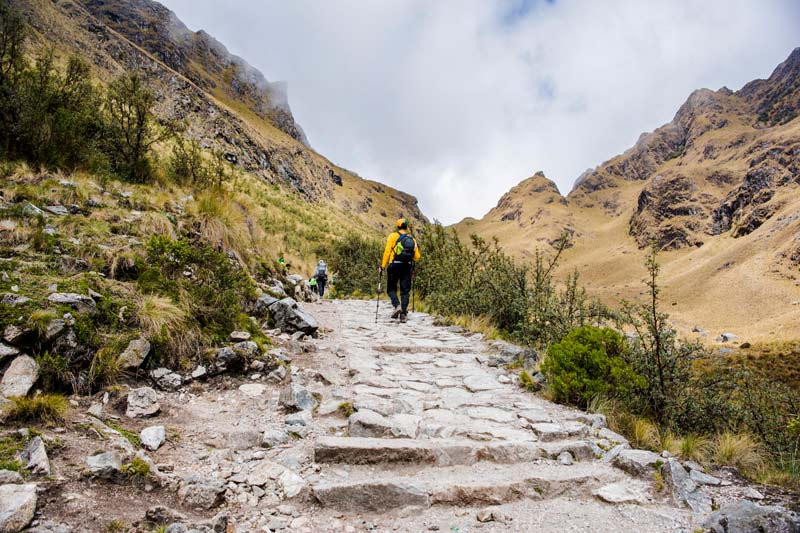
[10,0,426,234]
[455,49,800,341]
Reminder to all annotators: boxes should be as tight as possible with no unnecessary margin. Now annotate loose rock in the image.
[119,338,150,369]
[0,356,39,398]
[126,387,160,418]
[279,383,318,412]
[140,426,166,451]
[178,475,225,510]
[18,436,49,476]
[703,501,799,533]
[86,451,122,478]
[0,483,37,532]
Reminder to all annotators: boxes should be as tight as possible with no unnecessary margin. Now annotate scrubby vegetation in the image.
[3,394,68,424]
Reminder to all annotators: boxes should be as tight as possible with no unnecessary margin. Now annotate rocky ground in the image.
[1,300,798,532]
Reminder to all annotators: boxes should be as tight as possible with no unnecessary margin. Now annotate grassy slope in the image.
[454,98,800,342]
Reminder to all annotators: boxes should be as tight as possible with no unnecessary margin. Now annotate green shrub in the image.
[323,232,382,296]
[541,326,645,409]
[139,235,254,342]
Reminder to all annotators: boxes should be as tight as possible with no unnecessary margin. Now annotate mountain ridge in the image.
[454,48,800,341]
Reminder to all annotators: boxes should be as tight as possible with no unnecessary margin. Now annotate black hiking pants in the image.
[317,277,326,297]
[387,262,412,313]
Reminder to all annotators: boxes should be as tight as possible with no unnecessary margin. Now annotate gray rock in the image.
[0,471,23,484]
[716,332,738,342]
[348,409,419,439]
[238,383,265,397]
[262,428,290,448]
[126,387,160,418]
[119,338,150,369]
[0,343,19,362]
[278,383,317,412]
[18,436,49,476]
[0,356,39,398]
[255,294,279,315]
[0,483,37,532]
[313,480,429,512]
[558,451,574,465]
[46,293,96,314]
[21,202,44,217]
[662,458,711,513]
[140,426,166,451]
[191,366,207,379]
[689,469,721,486]
[150,368,183,391]
[229,331,251,342]
[178,475,225,510]
[214,346,238,372]
[285,411,312,427]
[233,341,259,359]
[593,482,645,504]
[703,501,800,533]
[43,320,66,341]
[86,451,122,478]
[596,427,629,445]
[290,331,305,342]
[601,443,629,463]
[267,365,287,383]
[145,505,187,525]
[42,205,68,216]
[611,449,661,477]
[270,298,319,335]
[0,294,30,307]
[3,326,24,345]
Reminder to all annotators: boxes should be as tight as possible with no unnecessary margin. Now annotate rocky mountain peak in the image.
[739,46,800,126]
[81,0,309,145]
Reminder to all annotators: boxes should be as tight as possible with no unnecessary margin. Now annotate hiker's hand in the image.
[378,266,384,273]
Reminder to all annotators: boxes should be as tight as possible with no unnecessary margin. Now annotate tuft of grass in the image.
[713,432,766,476]
[106,519,127,533]
[519,370,541,392]
[337,402,355,417]
[106,420,141,448]
[653,470,665,492]
[630,417,660,451]
[678,434,711,463]
[4,394,69,424]
[0,434,27,472]
[121,456,150,480]
[136,294,187,339]
[88,347,123,391]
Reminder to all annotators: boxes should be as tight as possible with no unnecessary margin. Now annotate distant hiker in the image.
[380,218,420,322]
[278,255,287,273]
[309,276,318,297]
[315,260,328,297]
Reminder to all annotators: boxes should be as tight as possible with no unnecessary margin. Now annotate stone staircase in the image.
[306,300,699,529]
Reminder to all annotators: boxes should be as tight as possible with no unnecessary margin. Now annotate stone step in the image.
[312,461,624,512]
[314,436,544,466]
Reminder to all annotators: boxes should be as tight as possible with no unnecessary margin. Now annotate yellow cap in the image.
[396,218,408,229]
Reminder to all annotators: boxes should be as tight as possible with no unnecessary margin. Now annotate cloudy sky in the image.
[161,0,799,224]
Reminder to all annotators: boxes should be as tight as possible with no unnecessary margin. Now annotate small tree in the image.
[0,3,26,155]
[619,245,701,426]
[104,71,171,182]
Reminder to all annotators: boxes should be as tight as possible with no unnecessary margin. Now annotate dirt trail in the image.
[27,300,795,532]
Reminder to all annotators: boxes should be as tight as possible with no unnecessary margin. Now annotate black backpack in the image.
[394,233,416,263]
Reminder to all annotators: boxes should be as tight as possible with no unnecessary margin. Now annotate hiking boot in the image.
[391,306,402,319]
[399,312,408,323]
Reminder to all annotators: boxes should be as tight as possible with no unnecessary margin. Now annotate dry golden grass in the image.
[678,433,712,463]
[4,394,69,424]
[713,432,766,476]
[136,294,188,339]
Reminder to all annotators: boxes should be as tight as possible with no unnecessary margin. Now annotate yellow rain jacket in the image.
[381,230,421,269]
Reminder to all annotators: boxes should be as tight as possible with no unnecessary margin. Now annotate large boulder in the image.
[0,356,39,398]
[126,387,160,418]
[0,483,37,532]
[279,383,317,412]
[255,294,280,315]
[270,298,319,335]
[0,344,19,364]
[118,338,150,370]
[703,501,799,533]
[177,475,225,510]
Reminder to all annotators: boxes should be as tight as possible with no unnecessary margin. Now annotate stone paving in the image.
[307,300,700,531]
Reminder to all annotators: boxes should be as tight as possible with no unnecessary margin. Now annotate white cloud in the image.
[160,0,800,224]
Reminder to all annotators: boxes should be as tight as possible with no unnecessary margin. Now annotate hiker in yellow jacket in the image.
[380,218,420,322]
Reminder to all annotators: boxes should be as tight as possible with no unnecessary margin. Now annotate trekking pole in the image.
[411,263,416,314]
[375,268,382,323]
